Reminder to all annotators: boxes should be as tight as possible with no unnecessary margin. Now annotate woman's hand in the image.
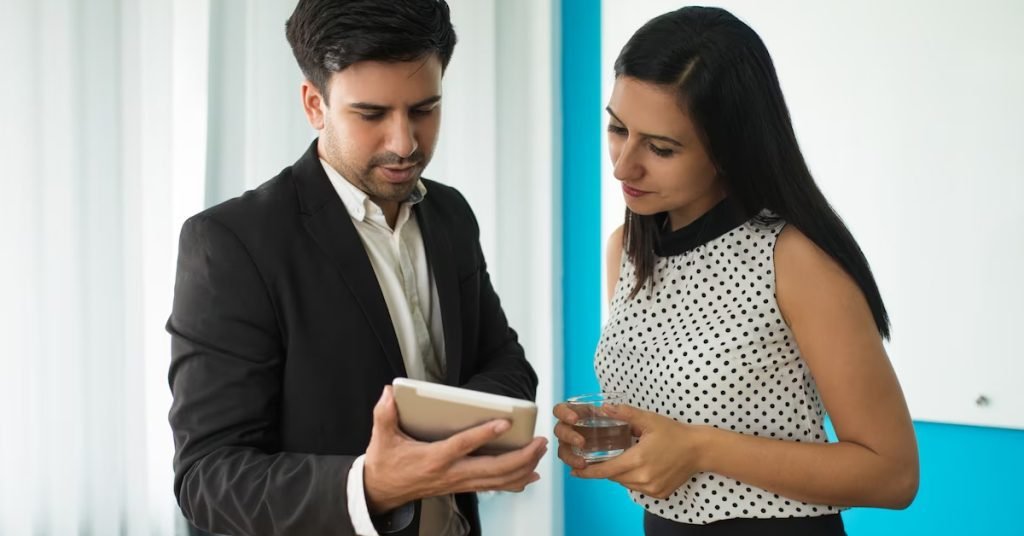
[551,403,589,471]
[571,404,710,500]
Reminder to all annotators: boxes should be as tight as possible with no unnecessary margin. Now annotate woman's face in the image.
[607,76,725,229]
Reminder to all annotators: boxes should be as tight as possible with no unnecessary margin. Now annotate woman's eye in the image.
[607,124,627,135]
[649,144,675,158]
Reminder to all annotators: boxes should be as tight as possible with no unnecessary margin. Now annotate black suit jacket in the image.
[167,140,538,536]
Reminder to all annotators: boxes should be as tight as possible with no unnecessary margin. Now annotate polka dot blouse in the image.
[595,198,843,525]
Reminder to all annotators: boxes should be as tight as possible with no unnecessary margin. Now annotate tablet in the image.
[392,377,538,455]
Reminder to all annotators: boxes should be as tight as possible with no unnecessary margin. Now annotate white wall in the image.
[0,0,214,532]
[601,0,1024,430]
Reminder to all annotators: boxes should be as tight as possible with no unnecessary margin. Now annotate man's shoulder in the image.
[421,178,476,223]
[421,178,467,207]
[189,167,298,234]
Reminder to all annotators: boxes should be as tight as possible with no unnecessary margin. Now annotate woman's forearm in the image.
[696,425,918,509]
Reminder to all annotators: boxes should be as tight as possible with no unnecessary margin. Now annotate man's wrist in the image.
[363,462,406,514]
[365,488,400,514]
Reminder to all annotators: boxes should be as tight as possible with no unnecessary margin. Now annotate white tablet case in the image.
[392,378,538,454]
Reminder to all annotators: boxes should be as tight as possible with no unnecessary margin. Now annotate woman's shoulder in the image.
[607,224,624,250]
[606,225,628,298]
[606,225,625,266]
[712,209,787,252]
[744,209,787,236]
[774,223,850,292]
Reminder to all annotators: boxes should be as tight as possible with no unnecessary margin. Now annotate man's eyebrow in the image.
[411,95,442,108]
[349,102,389,112]
[348,95,442,112]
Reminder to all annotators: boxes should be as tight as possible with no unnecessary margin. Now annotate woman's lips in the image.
[622,184,651,198]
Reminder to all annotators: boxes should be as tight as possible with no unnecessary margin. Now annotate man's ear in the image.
[300,80,326,130]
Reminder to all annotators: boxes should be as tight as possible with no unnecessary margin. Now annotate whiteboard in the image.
[600,0,1024,429]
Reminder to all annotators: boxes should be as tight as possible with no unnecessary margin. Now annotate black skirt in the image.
[644,512,846,536]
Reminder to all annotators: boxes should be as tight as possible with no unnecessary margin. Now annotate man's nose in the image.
[384,116,418,159]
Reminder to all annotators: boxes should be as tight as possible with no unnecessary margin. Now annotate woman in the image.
[553,7,919,535]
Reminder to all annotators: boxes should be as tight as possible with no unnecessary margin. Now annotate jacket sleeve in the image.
[453,196,539,402]
[167,214,365,536]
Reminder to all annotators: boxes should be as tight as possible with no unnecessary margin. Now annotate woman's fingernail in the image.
[494,420,511,433]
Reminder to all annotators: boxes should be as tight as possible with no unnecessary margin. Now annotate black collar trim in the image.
[654,197,751,257]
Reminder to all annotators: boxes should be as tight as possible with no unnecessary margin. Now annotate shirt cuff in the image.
[347,454,415,536]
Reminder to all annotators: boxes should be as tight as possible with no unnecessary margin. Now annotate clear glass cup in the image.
[566,392,632,462]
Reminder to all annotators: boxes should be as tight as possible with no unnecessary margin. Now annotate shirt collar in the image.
[319,158,427,223]
[654,197,751,257]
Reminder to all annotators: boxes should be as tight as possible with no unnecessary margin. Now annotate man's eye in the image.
[359,113,384,122]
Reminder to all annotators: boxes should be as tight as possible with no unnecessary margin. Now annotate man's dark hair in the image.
[286,0,457,102]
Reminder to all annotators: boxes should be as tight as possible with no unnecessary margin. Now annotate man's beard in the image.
[336,150,428,203]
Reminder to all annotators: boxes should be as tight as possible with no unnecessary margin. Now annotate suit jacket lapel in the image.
[292,141,407,378]
[415,196,463,386]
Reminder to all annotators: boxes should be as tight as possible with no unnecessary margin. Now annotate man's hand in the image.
[363,386,548,513]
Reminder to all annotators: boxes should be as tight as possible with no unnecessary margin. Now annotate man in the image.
[166,1,545,534]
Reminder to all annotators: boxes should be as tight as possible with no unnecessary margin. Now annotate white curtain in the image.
[436,2,561,534]
[0,0,558,534]
[0,0,309,534]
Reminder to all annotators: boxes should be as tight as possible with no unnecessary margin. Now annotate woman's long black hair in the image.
[617,6,890,338]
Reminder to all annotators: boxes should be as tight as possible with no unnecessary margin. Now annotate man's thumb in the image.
[372,385,399,432]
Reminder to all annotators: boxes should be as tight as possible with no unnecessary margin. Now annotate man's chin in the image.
[367,179,419,203]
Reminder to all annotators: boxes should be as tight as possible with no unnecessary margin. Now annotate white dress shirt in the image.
[321,159,469,536]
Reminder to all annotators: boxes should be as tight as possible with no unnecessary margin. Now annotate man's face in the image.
[303,55,443,209]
